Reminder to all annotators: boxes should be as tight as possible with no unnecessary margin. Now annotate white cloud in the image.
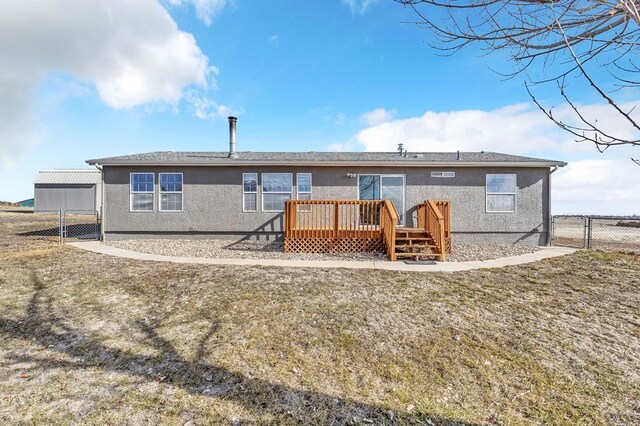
[554,159,640,215]
[185,90,239,119]
[0,0,227,171]
[167,0,228,25]
[326,137,358,152]
[360,108,395,126]
[0,80,42,169]
[353,103,575,154]
[351,102,640,156]
[346,103,640,214]
[341,0,381,15]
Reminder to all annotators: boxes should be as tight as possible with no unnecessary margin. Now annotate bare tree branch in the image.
[397,0,640,161]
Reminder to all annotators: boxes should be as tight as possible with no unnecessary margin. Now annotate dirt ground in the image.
[0,211,639,425]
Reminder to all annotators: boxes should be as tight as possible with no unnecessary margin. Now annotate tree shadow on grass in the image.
[0,273,480,425]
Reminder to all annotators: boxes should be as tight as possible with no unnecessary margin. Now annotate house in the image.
[34,169,102,213]
[87,117,566,258]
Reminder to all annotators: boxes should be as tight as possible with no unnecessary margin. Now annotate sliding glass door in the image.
[358,174,405,226]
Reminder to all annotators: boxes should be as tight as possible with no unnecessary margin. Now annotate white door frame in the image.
[356,174,406,227]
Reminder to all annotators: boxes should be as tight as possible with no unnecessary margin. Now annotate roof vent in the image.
[228,116,238,159]
[414,154,424,158]
[397,143,407,157]
[456,150,461,160]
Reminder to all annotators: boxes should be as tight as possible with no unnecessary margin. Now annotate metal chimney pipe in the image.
[228,116,238,159]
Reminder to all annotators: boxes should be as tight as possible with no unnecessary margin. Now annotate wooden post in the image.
[284,201,290,239]
[439,220,446,261]
[333,201,339,239]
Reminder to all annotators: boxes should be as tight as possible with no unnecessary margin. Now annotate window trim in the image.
[261,172,293,213]
[158,172,183,212]
[296,173,312,200]
[129,172,155,212]
[242,172,258,213]
[485,173,517,213]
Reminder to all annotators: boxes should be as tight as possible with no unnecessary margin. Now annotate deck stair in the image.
[394,228,440,260]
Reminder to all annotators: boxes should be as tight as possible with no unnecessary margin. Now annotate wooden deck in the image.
[284,199,450,261]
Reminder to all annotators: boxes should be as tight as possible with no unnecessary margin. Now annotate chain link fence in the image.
[63,210,101,241]
[552,215,640,253]
[14,210,64,243]
[9,210,101,243]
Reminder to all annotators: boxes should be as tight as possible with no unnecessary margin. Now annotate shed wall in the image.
[34,184,97,212]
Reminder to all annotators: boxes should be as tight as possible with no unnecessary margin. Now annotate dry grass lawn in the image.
[0,211,639,425]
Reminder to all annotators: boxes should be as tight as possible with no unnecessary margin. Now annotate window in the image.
[159,173,183,212]
[431,171,455,178]
[130,173,154,211]
[486,174,516,213]
[296,173,312,212]
[243,173,258,212]
[297,173,312,200]
[262,173,292,212]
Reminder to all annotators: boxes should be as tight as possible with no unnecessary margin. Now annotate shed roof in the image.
[86,151,566,167]
[34,169,101,185]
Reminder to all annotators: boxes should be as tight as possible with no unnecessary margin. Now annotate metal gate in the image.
[62,210,100,242]
[551,215,587,248]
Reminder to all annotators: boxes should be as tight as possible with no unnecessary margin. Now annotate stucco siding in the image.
[102,165,549,244]
[417,168,548,245]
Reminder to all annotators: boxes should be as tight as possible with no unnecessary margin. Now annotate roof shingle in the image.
[86,151,566,167]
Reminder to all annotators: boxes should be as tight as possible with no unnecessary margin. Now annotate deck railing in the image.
[285,200,383,239]
[284,199,398,258]
[417,199,451,261]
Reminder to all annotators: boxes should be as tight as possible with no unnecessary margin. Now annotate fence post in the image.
[549,216,555,247]
[59,209,64,244]
[587,217,593,250]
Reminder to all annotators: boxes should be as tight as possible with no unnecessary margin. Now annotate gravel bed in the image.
[106,239,386,262]
[105,239,541,263]
[447,243,540,262]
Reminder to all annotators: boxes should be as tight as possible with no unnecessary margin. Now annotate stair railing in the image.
[427,200,446,261]
[380,200,399,261]
[432,200,451,254]
[420,200,447,261]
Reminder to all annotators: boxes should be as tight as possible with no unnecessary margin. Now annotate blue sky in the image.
[1,0,638,214]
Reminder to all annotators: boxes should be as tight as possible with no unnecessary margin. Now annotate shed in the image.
[16,198,34,208]
[34,169,102,213]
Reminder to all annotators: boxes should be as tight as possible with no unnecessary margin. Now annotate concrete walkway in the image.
[68,241,577,272]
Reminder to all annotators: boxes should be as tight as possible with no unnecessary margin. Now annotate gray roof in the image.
[34,169,101,185]
[86,151,566,167]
